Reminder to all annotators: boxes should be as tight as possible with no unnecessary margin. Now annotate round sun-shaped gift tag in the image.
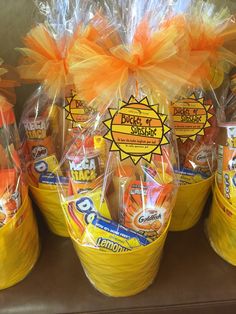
[171,93,213,143]
[103,96,170,164]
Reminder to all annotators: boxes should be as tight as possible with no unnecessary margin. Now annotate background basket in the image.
[170,176,214,231]
[0,193,40,290]
[206,176,236,266]
[30,185,69,237]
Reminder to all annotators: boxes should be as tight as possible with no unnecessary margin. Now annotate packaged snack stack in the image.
[57,0,209,296]
[0,59,39,290]
[168,0,236,231]
[206,70,236,265]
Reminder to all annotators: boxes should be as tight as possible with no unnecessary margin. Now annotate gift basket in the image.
[16,0,93,237]
[167,0,236,231]
[206,70,236,265]
[55,0,214,297]
[0,59,39,290]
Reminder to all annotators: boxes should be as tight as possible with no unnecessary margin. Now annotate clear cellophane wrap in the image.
[164,0,236,185]
[17,0,96,190]
[0,59,23,228]
[206,69,236,266]
[57,0,216,251]
[0,59,39,290]
[215,69,236,205]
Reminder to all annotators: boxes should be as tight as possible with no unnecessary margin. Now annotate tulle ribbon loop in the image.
[165,7,236,90]
[0,58,18,104]
[17,24,70,98]
[68,17,204,109]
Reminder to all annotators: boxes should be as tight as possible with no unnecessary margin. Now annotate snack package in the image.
[216,72,236,206]
[217,133,236,205]
[81,215,150,252]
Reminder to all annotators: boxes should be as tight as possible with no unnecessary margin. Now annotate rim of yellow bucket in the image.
[211,191,236,225]
[0,194,29,233]
[214,175,236,213]
[178,175,214,190]
[71,217,171,256]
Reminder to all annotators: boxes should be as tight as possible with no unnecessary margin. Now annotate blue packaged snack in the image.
[81,214,150,252]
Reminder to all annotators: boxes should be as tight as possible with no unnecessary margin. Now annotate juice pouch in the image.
[121,180,173,241]
[0,169,21,227]
[62,188,111,238]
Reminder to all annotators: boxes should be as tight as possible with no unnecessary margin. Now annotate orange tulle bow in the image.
[0,59,18,104]
[68,16,205,110]
[163,9,236,90]
[69,12,121,53]
[17,24,70,98]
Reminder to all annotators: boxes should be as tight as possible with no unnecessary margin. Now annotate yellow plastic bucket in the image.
[71,220,170,297]
[170,176,214,231]
[30,184,69,237]
[206,177,236,266]
[0,193,40,290]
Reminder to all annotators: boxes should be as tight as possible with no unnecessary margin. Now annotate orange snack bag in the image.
[0,169,21,227]
[121,181,173,241]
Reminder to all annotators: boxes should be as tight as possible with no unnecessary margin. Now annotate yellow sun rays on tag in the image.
[171,93,213,143]
[64,90,89,128]
[103,96,170,164]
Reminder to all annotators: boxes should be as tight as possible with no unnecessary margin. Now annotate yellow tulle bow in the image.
[17,24,69,98]
[68,18,205,110]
